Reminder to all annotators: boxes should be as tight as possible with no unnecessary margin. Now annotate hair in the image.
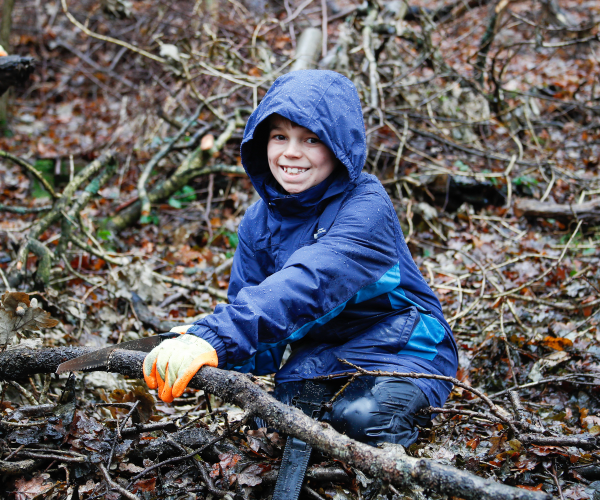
[267,113,301,131]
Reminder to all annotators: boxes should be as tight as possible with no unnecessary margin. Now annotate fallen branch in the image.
[519,434,599,450]
[130,291,188,332]
[403,124,540,166]
[138,106,203,222]
[290,27,322,72]
[0,458,43,476]
[0,204,52,214]
[99,462,140,500]
[7,153,116,289]
[110,119,243,230]
[14,152,114,269]
[60,0,165,64]
[0,347,550,500]
[0,150,58,199]
[514,197,600,220]
[152,273,228,301]
[0,55,35,97]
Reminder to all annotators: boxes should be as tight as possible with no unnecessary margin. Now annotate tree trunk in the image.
[0,0,16,128]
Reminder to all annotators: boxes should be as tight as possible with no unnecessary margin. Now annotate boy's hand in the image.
[143,333,218,403]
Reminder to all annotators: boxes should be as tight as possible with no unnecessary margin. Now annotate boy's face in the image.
[267,115,337,194]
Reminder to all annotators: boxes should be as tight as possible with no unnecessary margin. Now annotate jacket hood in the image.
[241,70,366,203]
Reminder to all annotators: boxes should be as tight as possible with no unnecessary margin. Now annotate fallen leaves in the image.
[14,474,56,500]
[0,292,59,347]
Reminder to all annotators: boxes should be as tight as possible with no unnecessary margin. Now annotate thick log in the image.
[0,55,35,96]
[514,197,600,220]
[290,28,322,71]
[0,347,550,500]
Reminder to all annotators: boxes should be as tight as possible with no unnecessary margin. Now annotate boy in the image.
[144,70,458,446]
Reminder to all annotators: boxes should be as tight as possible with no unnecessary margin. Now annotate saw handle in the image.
[158,331,182,340]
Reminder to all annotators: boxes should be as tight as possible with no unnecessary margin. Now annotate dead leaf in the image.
[2,292,31,310]
[517,484,544,491]
[466,437,480,450]
[119,462,145,473]
[488,435,507,456]
[14,474,54,499]
[16,307,59,331]
[528,350,570,382]
[561,484,591,499]
[110,385,155,423]
[508,439,523,452]
[542,336,573,351]
[132,477,156,493]
[514,458,538,471]
[246,428,276,455]
[237,472,262,486]
[108,261,167,304]
[530,446,569,457]
[0,293,59,346]
[173,245,203,265]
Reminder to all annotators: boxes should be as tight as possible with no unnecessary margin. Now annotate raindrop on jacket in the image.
[187,70,458,408]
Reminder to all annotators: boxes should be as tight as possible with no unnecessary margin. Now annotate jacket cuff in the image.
[186,325,227,368]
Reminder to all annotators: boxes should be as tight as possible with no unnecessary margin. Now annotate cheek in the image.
[319,151,337,176]
[266,143,275,162]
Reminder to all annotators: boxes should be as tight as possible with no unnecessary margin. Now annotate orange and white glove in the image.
[143,326,218,403]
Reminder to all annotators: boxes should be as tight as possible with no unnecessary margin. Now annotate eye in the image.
[271,134,286,141]
[306,137,320,144]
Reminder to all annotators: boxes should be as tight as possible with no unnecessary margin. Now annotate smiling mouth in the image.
[280,165,309,176]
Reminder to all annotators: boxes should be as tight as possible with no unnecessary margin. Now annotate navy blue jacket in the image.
[187,70,458,408]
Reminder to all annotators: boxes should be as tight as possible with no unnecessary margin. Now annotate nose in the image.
[283,139,302,159]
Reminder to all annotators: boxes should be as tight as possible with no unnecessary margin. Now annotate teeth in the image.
[282,166,307,175]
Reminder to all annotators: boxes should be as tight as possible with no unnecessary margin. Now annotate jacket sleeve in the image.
[186,189,400,369]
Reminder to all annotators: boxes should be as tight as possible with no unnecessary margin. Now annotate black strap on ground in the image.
[271,381,330,500]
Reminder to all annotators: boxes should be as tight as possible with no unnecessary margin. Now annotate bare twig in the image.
[98,463,140,500]
[0,151,58,199]
[60,0,165,64]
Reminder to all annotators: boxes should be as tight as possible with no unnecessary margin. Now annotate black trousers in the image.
[270,376,430,447]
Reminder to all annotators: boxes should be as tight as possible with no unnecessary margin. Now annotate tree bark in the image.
[0,346,550,500]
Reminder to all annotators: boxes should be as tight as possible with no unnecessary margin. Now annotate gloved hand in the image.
[143,331,218,403]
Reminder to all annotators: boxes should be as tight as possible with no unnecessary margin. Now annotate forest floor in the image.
[0,0,600,498]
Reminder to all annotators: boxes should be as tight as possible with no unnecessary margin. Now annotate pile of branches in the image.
[0,0,600,498]
[0,320,551,500]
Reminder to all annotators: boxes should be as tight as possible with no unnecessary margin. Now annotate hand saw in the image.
[56,332,180,374]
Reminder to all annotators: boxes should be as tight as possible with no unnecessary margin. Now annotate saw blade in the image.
[271,436,312,500]
[56,335,167,374]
